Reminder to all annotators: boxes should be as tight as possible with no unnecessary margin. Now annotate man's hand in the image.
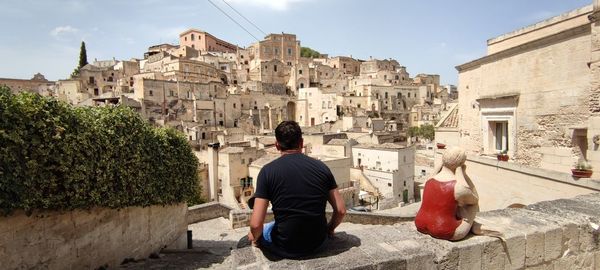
[327,188,346,238]
[248,198,269,246]
[247,231,259,247]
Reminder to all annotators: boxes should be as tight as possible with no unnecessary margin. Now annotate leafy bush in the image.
[0,86,200,215]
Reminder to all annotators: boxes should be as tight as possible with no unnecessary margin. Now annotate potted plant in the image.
[572,160,593,178]
[436,142,446,149]
[497,150,509,161]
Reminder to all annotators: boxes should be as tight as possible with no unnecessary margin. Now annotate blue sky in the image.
[0,0,591,84]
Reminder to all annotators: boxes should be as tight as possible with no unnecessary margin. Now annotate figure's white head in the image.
[442,147,466,171]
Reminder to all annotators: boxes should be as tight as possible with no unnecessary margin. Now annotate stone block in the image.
[551,252,595,270]
[482,239,506,270]
[359,241,408,269]
[231,247,257,267]
[458,240,483,269]
[503,233,526,270]
[544,227,563,261]
[525,262,553,270]
[328,247,375,270]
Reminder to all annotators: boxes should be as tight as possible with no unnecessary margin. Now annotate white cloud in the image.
[225,0,311,11]
[50,25,79,38]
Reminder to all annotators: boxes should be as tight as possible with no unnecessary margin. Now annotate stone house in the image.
[351,143,416,208]
[456,4,600,173]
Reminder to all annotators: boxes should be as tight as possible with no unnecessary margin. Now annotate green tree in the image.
[419,124,435,141]
[407,126,420,138]
[300,46,321,58]
[71,41,88,78]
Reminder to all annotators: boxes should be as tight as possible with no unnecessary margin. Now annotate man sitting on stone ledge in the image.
[247,121,347,258]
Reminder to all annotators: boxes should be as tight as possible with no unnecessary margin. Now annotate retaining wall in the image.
[0,204,187,269]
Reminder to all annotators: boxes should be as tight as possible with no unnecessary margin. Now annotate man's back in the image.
[254,153,337,255]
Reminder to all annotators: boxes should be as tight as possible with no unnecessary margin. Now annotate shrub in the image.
[0,87,199,215]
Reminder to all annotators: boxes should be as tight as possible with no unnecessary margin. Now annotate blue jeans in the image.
[258,221,328,258]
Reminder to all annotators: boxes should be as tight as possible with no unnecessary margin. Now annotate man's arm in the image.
[327,188,346,237]
[248,198,269,245]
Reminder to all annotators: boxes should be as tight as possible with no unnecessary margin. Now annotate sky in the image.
[0,0,592,84]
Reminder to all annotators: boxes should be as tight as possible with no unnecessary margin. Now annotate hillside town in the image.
[4,1,600,269]
[1,29,456,211]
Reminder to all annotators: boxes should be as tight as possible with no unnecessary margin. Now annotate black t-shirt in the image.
[254,153,338,255]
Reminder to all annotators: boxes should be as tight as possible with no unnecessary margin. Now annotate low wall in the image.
[229,209,414,229]
[0,204,187,269]
[230,193,600,269]
[188,202,233,224]
[434,151,600,210]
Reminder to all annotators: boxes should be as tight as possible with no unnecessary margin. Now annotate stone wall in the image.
[457,10,592,172]
[229,209,414,229]
[433,150,599,211]
[0,204,187,269]
[187,202,233,224]
[229,193,600,269]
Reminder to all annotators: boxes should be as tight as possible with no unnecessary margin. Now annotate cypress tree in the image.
[71,41,88,78]
[78,41,88,68]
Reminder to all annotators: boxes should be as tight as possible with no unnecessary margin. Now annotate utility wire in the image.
[207,0,260,42]
[221,0,267,37]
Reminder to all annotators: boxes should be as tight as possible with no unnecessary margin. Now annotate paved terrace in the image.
[122,193,600,269]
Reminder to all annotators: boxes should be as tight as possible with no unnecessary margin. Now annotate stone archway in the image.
[286,101,296,121]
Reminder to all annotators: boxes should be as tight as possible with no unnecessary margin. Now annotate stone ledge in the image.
[229,209,415,229]
[467,154,600,191]
[188,202,233,224]
[229,193,600,269]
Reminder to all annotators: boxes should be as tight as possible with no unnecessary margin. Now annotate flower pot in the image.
[497,154,509,161]
[571,169,593,178]
[436,143,446,149]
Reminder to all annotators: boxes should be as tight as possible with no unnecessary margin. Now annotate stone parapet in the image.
[188,201,233,224]
[0,204,187,269]
[229,209,415,229]
[228,193,600,269]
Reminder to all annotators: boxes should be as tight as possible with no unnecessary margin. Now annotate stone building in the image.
[216,146,264,208]
[248,33,300,67]
[456,4,600,173]
[179,28,238,53]
[0,73,54,96]
[296,87,337,127]
[351,143,415,209]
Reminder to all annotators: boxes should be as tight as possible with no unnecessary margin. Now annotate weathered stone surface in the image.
[1,204,187,270]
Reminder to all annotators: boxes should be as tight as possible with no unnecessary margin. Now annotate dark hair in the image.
[275,121,302,151]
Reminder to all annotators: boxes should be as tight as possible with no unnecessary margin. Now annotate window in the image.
[322,101,326,109]
[275,48,279,54]
[149,90,153,96]
[385,92,388,99]
[169,90,174,97]
[300,83,304,88]
[299,69,303,75]
[191,34,195,41]
[492,121,509,152]
[233,103,236,109]
[343,63,346,68]
[287,48,292,55]
[388,183,392,187]
[408,93,411,98]
[274,65,278,72]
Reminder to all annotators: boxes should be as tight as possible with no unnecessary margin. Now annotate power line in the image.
[221,0,267,37]
[207,0,260,42]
